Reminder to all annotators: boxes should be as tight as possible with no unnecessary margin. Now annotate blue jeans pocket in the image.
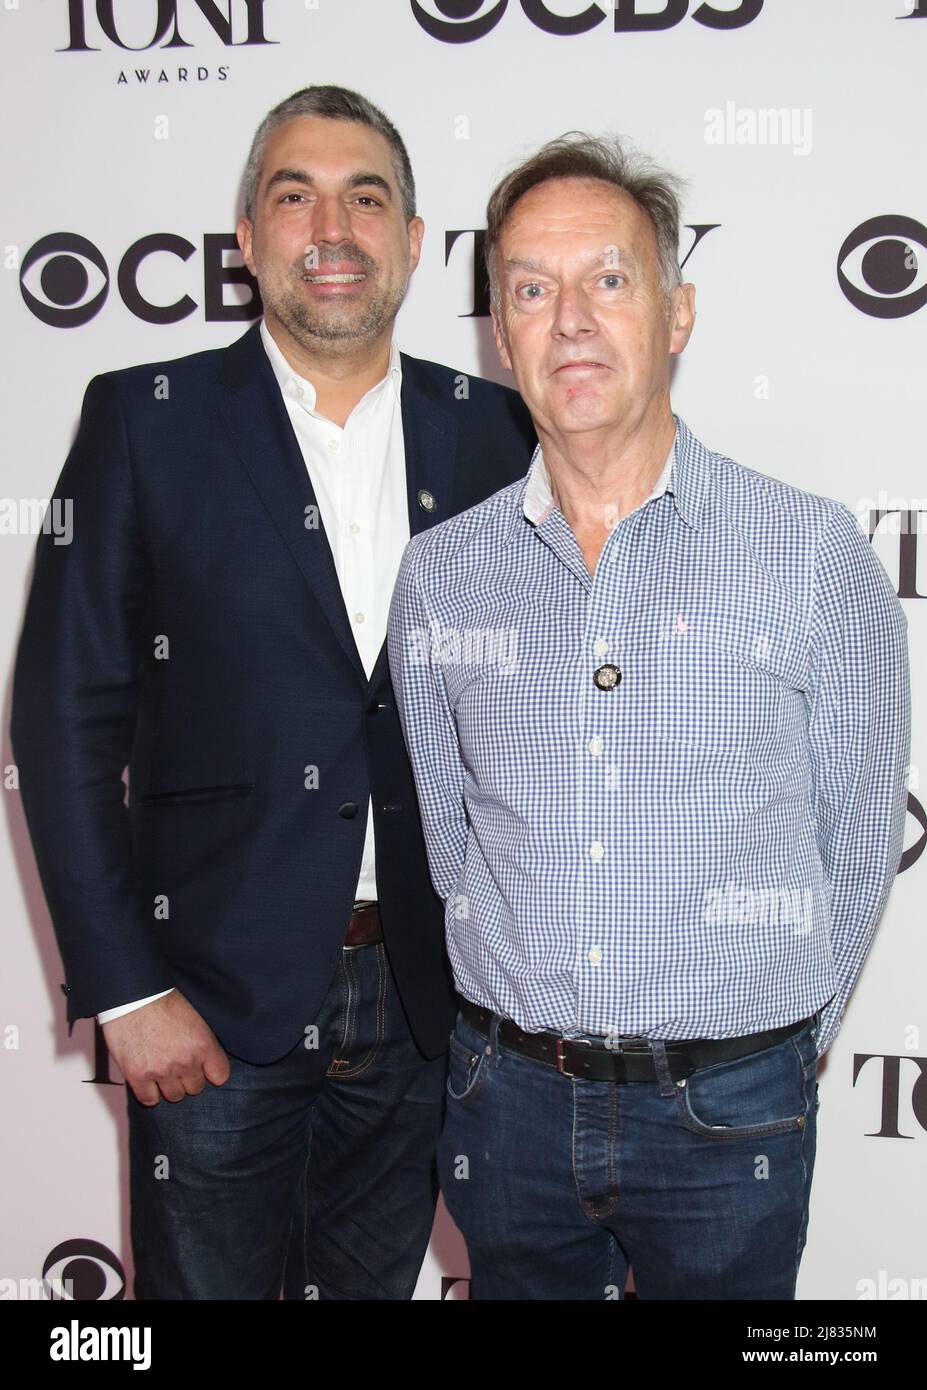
[446,1018,490,1104]
[674,1020,817,1140]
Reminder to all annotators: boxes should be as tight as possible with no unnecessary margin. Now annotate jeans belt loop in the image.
[487,1011,502,1065]
[650,1038,679,1097]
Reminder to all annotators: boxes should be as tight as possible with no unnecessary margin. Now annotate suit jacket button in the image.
[338,801,359,819]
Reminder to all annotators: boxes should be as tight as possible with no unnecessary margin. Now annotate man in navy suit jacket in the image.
[12,85,535,1300]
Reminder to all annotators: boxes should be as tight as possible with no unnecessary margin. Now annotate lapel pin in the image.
[417,489,437,513]
[593,664,621,691]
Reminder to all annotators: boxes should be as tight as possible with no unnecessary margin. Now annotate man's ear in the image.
[237,215,256,277]
[491,306,513,372]
[668,281,696,357]
[407,215,425,275]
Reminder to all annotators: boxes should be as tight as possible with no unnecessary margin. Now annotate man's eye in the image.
[518,284,543,300]
[599,274,624,289]
[355,196,381,207]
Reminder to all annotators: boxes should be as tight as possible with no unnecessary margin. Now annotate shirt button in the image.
[295,385,305,399]
[593,639,609,657]
[354,612,365,624]
[587,736,602,756]
[589,842,604,862]
[350,522,361,535]
[328,438,340,452]
[587,947,603,966]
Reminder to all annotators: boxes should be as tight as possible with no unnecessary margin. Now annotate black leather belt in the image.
[458,996,810,1083]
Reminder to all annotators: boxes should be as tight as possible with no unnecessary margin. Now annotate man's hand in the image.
[101,990,231,1105]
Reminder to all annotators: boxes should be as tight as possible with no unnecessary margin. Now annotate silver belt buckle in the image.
[555,1036,592,1078]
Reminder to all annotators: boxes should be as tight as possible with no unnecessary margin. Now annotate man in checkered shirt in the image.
[387,133,910,1300]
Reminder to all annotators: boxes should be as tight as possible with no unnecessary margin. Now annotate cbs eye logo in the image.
[838,216,927,319]
[901,793,926,875]
[43,1239,126,1300]
[411,0,507,41]
[20,234,109,328]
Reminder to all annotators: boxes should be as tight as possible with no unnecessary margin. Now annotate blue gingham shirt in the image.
[387,415,910,1055]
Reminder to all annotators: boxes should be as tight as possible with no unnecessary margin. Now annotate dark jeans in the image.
[127,941,447,1299]
[438,1008,820,1300]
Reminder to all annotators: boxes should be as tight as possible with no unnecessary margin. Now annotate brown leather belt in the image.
[344,901,383,948]
[458,996,811,1083]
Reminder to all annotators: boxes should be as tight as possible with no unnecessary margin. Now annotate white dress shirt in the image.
[98,317,409,1024]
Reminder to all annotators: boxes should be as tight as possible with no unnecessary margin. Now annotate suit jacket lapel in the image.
[367,352,459,693]
[399,352,459,541]
[220,321,366,686]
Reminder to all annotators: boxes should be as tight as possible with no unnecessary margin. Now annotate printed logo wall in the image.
[1,0,923,1302]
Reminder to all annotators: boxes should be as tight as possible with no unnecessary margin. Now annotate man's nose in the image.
[307,194,354,247]
[551,287,597,337]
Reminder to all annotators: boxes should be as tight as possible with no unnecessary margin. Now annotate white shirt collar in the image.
[523,429,677,527]
[259,316,402,416]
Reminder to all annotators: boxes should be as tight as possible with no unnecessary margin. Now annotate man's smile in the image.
[300,259,370,293]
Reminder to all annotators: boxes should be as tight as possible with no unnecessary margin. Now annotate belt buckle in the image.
[555,1037,591,1078]
[344,901,378,951]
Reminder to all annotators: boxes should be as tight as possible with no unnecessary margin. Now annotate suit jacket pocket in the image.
[136,782,253,807]
[132,782,256,935]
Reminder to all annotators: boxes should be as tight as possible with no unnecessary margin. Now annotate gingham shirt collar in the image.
[503,414,706,543]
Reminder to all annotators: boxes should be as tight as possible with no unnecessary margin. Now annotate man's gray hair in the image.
[242,85,416,223]
[484,132,686,314]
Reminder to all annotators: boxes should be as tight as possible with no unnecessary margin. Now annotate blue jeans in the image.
[127,941,446,1299]
[438,1008,820,1300]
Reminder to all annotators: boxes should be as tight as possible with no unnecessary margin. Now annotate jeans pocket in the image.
[809,1079,820,1115]
[446,1027,489,1105]
[674,1027,814,1140]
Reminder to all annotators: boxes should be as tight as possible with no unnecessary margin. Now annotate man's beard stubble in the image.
[265,250,410,350]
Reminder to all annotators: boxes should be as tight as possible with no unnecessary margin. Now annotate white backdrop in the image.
[1,0,924,1302]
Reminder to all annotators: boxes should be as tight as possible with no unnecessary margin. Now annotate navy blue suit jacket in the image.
[12,320,536,1063]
